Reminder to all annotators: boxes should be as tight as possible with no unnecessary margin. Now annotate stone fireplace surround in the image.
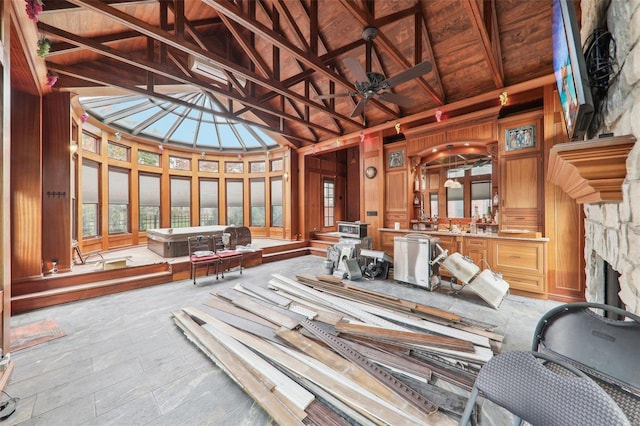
[578,0,640,313]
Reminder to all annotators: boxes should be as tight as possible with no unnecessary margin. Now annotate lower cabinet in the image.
[379,230,548,297]
[491,239,547,295]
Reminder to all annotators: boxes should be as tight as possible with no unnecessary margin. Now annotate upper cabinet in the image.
[498,111,544,232]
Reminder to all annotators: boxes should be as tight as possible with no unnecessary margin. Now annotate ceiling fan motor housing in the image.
[362,27,378,41]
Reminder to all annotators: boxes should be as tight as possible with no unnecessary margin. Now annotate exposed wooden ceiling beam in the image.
[201,0,398,119]
[464,0,503,88]
[63,0,363,129]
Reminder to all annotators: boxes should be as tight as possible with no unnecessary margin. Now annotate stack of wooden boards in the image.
[172,273,504,425]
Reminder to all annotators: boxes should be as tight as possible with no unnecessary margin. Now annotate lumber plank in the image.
[184,307,434,426]
[276,328,439,421]
[172,311,306,425]
[336,322,475,352]
[233,282,292,307]
[204,297,277,328]
[229,294,301,329]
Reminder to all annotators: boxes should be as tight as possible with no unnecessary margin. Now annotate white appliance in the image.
[393,234,440,290]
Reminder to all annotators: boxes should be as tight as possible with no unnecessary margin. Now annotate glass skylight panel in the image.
[80,93,277,151]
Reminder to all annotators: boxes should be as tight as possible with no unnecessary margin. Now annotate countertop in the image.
[379,228,549,242]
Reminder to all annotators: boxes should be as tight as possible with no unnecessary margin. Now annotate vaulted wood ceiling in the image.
[20,0,555,149]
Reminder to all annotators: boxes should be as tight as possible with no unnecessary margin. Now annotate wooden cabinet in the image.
[498,112,544,233]
[492,239,547,295]
[463,237,489,266]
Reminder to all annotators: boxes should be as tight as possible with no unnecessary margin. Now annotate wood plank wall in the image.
[543,84,585,301]
[42,92,72,274]
[10,90,42,281]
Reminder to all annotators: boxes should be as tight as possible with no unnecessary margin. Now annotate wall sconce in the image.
[283,171,289,181]
[200,152,206,159]
[70,144,78,153]
[237,153,243,160]
[435,109,443,122]
[81,112,89,123]
[395,122,401,134]
[158,144,164,152]
[359,132,365,143]
[499,91,508,106]
[114,131,121,141]
[336,138,342,147]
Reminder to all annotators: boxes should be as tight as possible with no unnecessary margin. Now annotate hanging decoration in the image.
[45,71,58,87]
[37,37,51,58]
[81,112,89,123]
[25,0,44,22]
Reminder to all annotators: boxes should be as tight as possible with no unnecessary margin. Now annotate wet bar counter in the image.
[379,228,549,298]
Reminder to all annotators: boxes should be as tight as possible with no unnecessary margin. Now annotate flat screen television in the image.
[552,0,594,141]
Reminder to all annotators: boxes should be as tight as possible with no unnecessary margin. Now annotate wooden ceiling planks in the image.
[173,272,508,424]
[20,0,554,147]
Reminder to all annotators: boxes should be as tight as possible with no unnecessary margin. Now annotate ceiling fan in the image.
[316,57,432,117]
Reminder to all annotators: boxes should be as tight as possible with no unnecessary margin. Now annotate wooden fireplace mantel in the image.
[547,135,636,204]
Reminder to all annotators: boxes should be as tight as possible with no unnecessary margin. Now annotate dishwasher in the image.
[393,234,440,290]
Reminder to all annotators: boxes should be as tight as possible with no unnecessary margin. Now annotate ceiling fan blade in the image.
[350,98,368,117]
[384,61,433,88]
[314,92,354,100]
[344,57,370,84]
[378,92,415,107]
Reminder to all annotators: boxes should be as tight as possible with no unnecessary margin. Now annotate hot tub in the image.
[146,226,227,257]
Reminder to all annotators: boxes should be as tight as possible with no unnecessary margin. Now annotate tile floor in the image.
[4,255,562,425]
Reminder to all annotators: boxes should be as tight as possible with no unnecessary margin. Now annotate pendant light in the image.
[443,145,458,188]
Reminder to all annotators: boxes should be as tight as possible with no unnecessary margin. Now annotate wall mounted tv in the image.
[552,0,594,141]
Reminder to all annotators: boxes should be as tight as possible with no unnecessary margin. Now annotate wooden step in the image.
[310,232,341,243]
[12,262,171,296]
[11,270,173,314]
[260,241,308,255]
[262,247,311,264]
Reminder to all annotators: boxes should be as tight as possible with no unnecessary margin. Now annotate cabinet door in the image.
[464,238,489,266]
[500,154,543,231]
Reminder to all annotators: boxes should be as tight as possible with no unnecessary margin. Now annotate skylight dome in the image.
[79,92,280,152]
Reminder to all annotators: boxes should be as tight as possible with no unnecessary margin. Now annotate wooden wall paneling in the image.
[129,142,140,245]
[10,90,42,281]
[384,142,408,229]
[406,132,446,156]
[286,149,298,240]
[42,92,72,273]
[346,146,360,222]
[361,135,384,249]
[1,0,12,358]
[98,132,109,251]
[543,84,585,302]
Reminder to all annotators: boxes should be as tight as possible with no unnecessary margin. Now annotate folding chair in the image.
[187,235,220,285]
[459,351,630,425]
[532,302,640,424]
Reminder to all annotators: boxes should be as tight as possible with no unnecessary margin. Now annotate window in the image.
[170,177,191,228]
[250,161,265,173]
[271,177,283,227]
[447,186,464,218]
[200,179,219,226]
[199,160,219,172]
[107,142,130,161]
[323,178,335,227]
[169,156,191,170]
[225,162,244,173]
[226,180,244,225]
[108,168,129,234]
[471,162,492,176]
[82,161,100,237]
[139,174,160,231]
[250,179,265,226]
[471,181,492,218]
[430,193,438,218]
[81,131,100,153]
[270,158,283,172]
[138,150,160,166]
